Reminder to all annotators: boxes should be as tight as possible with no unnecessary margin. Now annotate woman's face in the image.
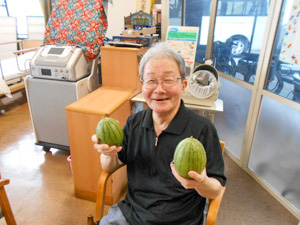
[142,57,187,116]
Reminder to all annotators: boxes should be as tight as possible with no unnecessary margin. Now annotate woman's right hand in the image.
[91,134,122,157]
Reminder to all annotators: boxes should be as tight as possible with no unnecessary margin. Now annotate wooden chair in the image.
[88,141,226,225]
[0,176,17,225]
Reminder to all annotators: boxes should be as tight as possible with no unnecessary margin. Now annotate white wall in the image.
[105,0,136,39]
[161,0,168,41]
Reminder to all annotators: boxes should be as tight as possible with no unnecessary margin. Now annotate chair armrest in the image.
[220,141,225,155]
[0,41,22,46]
[13,47,39,55]
[94,164,126,223]
[0,178,17,225]
[206,187,226,225]
[0,178,10,187]
[11,46,39,74]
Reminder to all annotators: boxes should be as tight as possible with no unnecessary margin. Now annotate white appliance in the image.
[30,45,91,81]
[183,64,219,107]
[25,45,100,151]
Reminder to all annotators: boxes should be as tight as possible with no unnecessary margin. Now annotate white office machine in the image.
[25,45,100,151]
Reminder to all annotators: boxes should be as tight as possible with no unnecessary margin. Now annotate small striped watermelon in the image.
[96,117,123,146]
[173,136,207,178]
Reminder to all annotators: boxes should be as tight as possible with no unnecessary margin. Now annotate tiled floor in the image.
[0,92,298,225]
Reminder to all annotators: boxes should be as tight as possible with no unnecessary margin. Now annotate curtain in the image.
[39,0,52,26]
[44,0,108,61]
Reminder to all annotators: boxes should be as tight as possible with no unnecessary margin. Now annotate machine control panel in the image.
[40,67,72,80]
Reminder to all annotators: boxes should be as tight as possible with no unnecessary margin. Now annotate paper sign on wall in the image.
[136,0,154,14]
[279,0,300,65]
[166,26,199,77]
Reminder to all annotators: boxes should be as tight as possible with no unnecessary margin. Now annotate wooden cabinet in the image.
[65,46,141,203]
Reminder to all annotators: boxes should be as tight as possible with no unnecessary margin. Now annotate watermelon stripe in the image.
[102,120,108,144]
[101,121,105,143]
[187,141,191,177]
[106,121,114,145]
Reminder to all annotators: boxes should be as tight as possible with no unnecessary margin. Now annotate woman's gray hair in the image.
[139,42,186,80]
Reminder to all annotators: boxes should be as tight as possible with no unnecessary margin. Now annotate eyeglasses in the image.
[142,77,182,89]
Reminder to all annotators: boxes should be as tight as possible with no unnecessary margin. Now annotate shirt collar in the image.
[142,100,189,134]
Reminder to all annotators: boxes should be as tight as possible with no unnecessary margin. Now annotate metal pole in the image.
[4,0,9,16]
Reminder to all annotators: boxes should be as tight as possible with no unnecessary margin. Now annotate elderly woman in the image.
[92,42,226,225]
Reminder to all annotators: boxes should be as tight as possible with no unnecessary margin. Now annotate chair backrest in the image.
[19,40,43,50]
[26,16,45,40]
[0,17,17,59]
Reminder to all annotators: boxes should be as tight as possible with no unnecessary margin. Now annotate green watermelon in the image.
[96,117,123,146]
[173,136,207,178]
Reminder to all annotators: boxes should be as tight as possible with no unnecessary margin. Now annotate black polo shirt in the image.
[118,101,226,225]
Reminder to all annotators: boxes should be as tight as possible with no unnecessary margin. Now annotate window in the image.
[169,0,183,26]
[5,0,43,39]
[213,0,270,82]
[181,0,270,69]
[217,0,268,16]
[265,0,300,103]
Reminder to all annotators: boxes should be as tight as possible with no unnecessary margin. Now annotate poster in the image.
[279,0,300,65]
[166,26,199,76]
[136,0,154,14]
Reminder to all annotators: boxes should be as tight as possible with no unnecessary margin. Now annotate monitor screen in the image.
[48,47,65,55]
[41,68,51,76]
